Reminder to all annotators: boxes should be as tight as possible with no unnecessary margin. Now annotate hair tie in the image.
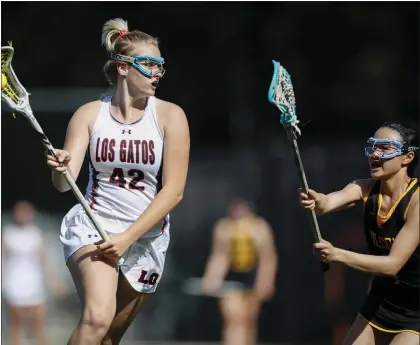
[119,29,129,38]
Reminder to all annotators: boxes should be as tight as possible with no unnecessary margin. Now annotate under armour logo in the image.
[122,129,132,134]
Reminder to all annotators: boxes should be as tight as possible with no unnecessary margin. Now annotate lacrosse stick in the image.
[181,277,245,298]
[268,60,329,272]
[1,44,108,241]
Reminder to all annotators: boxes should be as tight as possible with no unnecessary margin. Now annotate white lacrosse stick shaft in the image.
[18,103,108,241]
[1,45,108,241]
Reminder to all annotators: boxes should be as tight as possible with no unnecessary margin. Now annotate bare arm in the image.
[334,196,419,276]
[314,179,373,215]
[255,219,278,288]
[125,103,190,241]
[51,102,99,192]
[202,220,231,282]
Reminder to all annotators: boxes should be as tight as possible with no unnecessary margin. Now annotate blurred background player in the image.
[299,121,419,345]
[202,198,278,345]
[2,200,66,345]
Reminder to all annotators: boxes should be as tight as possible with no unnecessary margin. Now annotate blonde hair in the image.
[101,18,159,85]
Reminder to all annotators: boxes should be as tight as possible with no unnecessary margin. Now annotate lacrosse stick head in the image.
[268,60,301,136]
[1,45,32,117]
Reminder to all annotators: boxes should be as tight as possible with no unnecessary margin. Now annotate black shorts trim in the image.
[225,270,256,290]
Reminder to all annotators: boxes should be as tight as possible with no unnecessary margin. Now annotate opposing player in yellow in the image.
[202,198,278,345]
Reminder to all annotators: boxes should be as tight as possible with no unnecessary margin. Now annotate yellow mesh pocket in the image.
[1,47,22,105]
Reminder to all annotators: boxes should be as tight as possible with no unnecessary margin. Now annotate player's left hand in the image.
[95,232,132,259]
[313,239,338,263]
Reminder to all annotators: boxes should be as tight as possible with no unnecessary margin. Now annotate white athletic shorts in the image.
[3,276,46,307]
[60,204,170,293]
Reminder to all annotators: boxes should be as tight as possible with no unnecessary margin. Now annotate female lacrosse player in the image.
[299,121,419,345]
[46,18,189,345]
[202,198,278,345]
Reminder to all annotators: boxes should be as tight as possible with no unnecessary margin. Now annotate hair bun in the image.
[101,18,129,52]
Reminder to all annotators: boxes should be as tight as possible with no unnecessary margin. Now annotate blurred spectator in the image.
[2,200,67,345]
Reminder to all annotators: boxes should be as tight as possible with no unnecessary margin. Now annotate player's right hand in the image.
[298,188,319,210]
[46,149,71,173]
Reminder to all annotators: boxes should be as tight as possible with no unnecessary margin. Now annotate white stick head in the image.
[1,45,33,117]
[268,60,301,136]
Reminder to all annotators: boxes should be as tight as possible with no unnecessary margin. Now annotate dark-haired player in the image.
[299,122,419,345]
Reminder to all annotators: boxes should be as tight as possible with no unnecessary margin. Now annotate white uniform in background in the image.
[60,96,170,293]
[3,224,47,306]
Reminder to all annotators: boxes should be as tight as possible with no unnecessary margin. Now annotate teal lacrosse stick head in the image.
[268,60,301,136]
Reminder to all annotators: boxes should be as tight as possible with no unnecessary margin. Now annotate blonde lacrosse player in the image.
[46,18,189,345]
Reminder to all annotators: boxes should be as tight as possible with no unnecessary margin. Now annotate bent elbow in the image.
[383,269,398,277]
[173,187,184,204]
[383,261,402,277]
[162,184,184,205]
[175,192,183,204]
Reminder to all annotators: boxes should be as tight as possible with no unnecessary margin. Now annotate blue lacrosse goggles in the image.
[110,53,165,78]
[365,137,419,159]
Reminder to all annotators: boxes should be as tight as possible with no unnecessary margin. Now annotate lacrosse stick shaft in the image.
[285,130,330,272]
[1,45,106,241]
[182,278,245,298]
[26,111,109,241]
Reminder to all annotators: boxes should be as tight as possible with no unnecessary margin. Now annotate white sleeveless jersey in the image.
[3,224,47,306]
[84,96,169,238]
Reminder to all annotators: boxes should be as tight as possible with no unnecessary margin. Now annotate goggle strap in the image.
[406,146,420,152]
[110,53,135,64]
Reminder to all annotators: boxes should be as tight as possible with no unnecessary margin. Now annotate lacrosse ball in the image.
[1,73,7,89]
